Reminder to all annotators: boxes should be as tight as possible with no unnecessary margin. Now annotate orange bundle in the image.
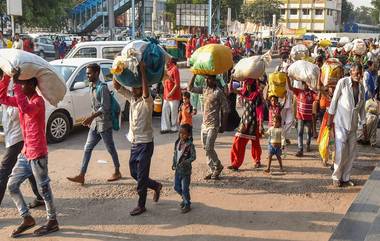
[321,58,343,87]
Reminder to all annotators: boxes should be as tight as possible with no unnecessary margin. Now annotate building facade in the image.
[244,0,342,32]
[280,0,342,32]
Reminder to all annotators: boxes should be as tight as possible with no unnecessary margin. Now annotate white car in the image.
[65,41,129,60]
[46,58,128,143]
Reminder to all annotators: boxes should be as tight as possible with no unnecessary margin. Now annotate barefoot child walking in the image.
[264,115,286,174]
[172,124,196,213]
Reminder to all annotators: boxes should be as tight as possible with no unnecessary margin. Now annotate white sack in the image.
[352,39,367,55]
[290,44,309,61]
[121,40,149,61]
[0,49,66,106]
[288,60,320,90]
[232,51,271,81]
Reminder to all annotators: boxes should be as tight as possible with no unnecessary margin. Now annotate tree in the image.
[341,0,355,24]
[239,0,282,25]
[354,6,377,25]
[20,0,75,31]
[371,0,380,24]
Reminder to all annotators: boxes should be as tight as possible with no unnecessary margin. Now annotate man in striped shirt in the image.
[286,77,317,157]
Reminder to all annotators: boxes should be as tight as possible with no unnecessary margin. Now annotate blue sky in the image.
[352,0,372,8]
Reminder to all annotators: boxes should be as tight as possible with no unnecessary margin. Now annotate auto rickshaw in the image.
[160,37,188,60]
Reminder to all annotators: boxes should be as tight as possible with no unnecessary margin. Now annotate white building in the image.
[280,0,342,32]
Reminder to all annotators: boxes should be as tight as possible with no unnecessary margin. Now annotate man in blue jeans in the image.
[67,63,121,184]
[0,70,58,237]
[114,61,162,216]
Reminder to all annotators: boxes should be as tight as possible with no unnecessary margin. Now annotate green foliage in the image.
[341,0,355,24]
[0,0,75,31]
[354,6,378,25]
[240,0,282,25]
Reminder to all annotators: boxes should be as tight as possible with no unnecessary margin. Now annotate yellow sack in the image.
[319,39,332,48]
[268,72,287,98]
[190,44,233,75]
[319,127,330,161]
[321,58,343,86]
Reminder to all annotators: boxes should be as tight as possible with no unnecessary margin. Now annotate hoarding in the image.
[7,0,23,16]
[176,4,208,27]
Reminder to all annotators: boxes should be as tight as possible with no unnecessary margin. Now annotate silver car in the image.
[33,36,56,59]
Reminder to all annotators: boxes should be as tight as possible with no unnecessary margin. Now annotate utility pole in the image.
[208,0,212,35]
[132,0,135,39]
[107,0,115,40]
[216,0,220,36]
[152,0,157,35]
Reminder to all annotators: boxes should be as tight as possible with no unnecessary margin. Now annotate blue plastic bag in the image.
[114,38,165,87]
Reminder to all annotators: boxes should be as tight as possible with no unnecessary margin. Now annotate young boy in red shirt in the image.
[286,77,317,157]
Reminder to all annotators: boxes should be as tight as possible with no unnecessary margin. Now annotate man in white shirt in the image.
[113,62,162,216]
[0,72,43,208]
[12,33,23,50]
[328,64,366,187]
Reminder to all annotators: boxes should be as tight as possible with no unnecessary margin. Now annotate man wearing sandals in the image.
[0,70,45,210]
[0,69,59,237]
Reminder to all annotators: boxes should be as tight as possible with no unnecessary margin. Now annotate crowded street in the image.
[1,0,380,240]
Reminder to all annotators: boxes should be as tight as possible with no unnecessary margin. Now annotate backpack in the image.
[96,83,121,131]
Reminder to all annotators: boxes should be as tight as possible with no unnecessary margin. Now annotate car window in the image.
[52,65,77,82]
[73,47,97,58]
[72,67,88,87]
[102,47,123,59]
[40,38,47,44]
[100,63,113,82]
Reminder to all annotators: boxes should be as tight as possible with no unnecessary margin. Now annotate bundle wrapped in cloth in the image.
[112,38,169,87]
[0,48,66,106]
[352,39,367,55]
[190,44,233,75]
[232,51,271,81]
[321,58,343,87]
[290,44,309,61]
[344,42,354,53]
[288,60,320,90]
[268,72,287,98]
[319,39,332,48]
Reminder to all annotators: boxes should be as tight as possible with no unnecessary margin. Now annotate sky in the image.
[351,0,372,8]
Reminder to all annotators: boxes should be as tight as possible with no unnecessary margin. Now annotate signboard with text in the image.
[7,0,23,16]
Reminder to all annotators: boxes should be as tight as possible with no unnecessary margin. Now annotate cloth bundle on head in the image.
[0,48,66,106]
[319,39,332,48]
[288,60,320,91]
[290,44,309,61]
[268,72,287,98]
[190,44,233,75]
[232,51,272,81]
[112,38,168,87]
[352,39,367,55]
[321,58,343,87]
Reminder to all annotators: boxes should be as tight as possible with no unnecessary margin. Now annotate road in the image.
[0,57,378,241]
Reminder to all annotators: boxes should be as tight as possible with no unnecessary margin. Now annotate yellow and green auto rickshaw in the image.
[161,37,188,60]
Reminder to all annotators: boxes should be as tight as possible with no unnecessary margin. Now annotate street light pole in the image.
[208,0,212,36]
[107,0,115,40]
[132,0,135,39]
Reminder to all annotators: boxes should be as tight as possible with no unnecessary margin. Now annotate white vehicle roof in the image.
[50,58,112,66]
[74,41,130,48]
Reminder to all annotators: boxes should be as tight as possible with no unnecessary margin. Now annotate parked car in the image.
[33,36,56,59]
[46,58,129,143]
[65,41,129,60]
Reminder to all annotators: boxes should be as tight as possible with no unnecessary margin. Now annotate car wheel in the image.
[39,51,45,59]
[47,112,70,143]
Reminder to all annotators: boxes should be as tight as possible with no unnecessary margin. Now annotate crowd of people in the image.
[0,33,379,238]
